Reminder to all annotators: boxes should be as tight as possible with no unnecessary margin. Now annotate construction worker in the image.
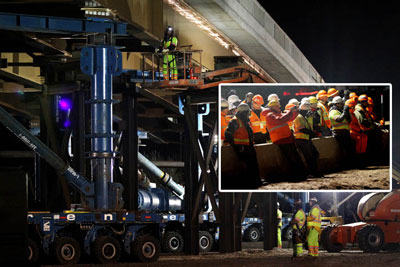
[293,102,322,178]
[277,202,282,249]
[285,98,299,129]
[227,95,241,116]
[346,99,368,155]
[307,197,322,257]
[221,99,230,143]
[250,94,268,144]
[291,199,306,258]
[307,96,322,137]
[262,99,307,181]
[160,26,178,80]
[354,94,380,160]
[327,88,339,109]
[342,89,350,103]
[243,92,254,105]
[329,96,354,165]
[366,97,378,122]
[224,103,262,189]
[316,90,331,134]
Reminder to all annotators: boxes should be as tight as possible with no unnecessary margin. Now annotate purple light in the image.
[59,98,72,111]
[63,120,71,128]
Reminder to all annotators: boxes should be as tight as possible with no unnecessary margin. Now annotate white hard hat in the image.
[288,98,299,106]
[332,96,343,104]
[301,97,310,105]
[221,99,229,109]
[237,103,250,112]
[267,93,279,102]
[228,94,240,103]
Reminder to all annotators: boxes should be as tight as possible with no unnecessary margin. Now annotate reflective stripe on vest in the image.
[293,209,306,229]
[250,110,266,134]
[233,118,250,145]
[330,109,350,130]
[294,114,310,140]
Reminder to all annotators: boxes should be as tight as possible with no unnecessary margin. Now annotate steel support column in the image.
[219,192,242,253]
[184,105,199,255]
[122,84,138,211]
[263,193,278,250]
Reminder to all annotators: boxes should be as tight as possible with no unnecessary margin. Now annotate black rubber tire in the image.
[199,231,213,252]
[162,231,184,253]
[92,236,121,264]
[321,226,345,252]
[357,224,384,253]
[52,236,81,265]
[132,234,160,262]
[245,226,261,242]
[282,226,293,241]
[27,238,39,264]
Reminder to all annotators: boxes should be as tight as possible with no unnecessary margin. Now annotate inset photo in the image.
[219,84,391,191]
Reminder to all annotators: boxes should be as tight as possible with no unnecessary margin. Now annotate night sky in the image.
[261,1,400,165]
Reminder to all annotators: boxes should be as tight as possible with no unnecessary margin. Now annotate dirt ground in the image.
[50,247,400,267]
[259,165,390,190]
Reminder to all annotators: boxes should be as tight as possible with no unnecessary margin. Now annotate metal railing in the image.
[141,45,203,83]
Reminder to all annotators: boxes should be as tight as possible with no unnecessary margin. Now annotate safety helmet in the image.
[267,93,280,102]
[221,99,229,109]
[332,96,343,104]
[288,98,300,106]
[245,92,254,100]
[285,103,296,110]
[237,103,250,112]
[300,102,310,110]
[345,99,356,108]
[309,197,318,203]
[368,97,373,105]
[277,202,280,208]
[252,94,264,105]
[358,94,368,102]
[301,97,310,105]
[268,99,280,107]
[327,88,339,98]
[349,92,358,98]
[317,91,328,101]
[309,96,318,104]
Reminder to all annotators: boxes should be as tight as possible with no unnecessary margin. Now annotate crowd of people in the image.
[221,88,385,189]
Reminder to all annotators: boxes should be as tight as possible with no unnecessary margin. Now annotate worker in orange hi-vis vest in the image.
[285,98,300,130]
[262,98,307,181]
[224,103,262,189]
[249,94,268,144]
[221,99,230,144]
[346,99,368,154]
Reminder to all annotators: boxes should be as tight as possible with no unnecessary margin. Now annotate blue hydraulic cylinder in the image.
[81,45,122,210]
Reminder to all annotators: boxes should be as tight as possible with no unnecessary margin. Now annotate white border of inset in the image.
[218,83,392,193]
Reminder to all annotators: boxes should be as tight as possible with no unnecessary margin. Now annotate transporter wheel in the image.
[52,236,81,265]
[92,236,121,263]
[132,234,160,262]
[199,231,213,252]
[282,226,293,241]
[162,231,184,253]
[321,226,345,252]
[245,226,261,242]
[27,238,39,264]
[357,224,384,253]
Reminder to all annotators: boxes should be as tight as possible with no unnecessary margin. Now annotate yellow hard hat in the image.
[268,99,280,107]
[309,96,318,104]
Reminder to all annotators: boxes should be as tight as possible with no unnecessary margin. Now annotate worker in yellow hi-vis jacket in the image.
[160,26,178,80]
[307,197,322,257]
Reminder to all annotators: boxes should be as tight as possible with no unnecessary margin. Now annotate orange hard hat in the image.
[327,88,339,98]
[252,94,264,105]
[359,94,368,102]
[345,99,356,108]
[349,92,358,98]
[285,103,296,110]
[317,90,327,100]
[368,97,373,105]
